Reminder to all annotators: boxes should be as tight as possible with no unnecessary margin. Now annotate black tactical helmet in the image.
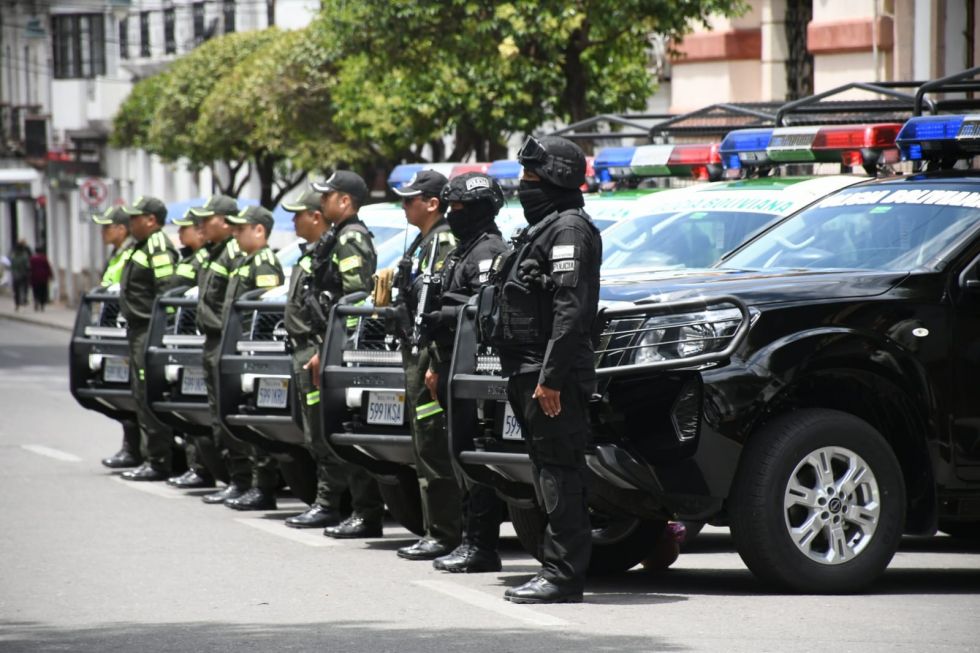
[517,135,587,189]
[440,172,505,212]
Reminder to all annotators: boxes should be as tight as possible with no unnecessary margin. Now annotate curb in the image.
[0,311,74,332]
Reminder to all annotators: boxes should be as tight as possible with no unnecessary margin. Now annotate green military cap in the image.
[227,204,275,234]
[122,195,168,222]
[171,206,203,227]
[281,189,322,213]
[189,193,239,218]
[91,205,129,226]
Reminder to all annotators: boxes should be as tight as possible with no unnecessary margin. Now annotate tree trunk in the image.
[562,25,590,124]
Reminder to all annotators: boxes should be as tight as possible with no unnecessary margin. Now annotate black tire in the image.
[939,521,980,540]
[730,408,906,593]
[508,503,668,575]
[379,474,425,536]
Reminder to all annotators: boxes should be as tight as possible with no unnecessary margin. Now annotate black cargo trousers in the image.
[506,369,593,590]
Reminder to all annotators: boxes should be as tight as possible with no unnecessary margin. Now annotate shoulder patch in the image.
[551,245,576,260]
[477,259,493,272]
[552,260,576,273]
[338,255,362,273]
[255,274,279,288]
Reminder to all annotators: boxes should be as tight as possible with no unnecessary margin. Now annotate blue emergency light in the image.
[594,147,637,180]
[387,164,424,189]
[719,129,773,169]
[488,159,522,189]
[895,114,980,160]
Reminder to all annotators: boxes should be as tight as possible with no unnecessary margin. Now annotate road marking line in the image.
[413,580,570,627]
[234,518,341,547]
[20,444,82,462]
[112,476,183,498]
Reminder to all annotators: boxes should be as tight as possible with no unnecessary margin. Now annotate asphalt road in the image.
[1,316,979,653]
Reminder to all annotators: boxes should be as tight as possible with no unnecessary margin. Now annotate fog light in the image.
[164,365,181,384]
[88,354,104,372]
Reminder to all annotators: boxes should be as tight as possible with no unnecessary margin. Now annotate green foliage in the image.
[145,29,281,165]
[109,72,170,149]
[321,0,746,160]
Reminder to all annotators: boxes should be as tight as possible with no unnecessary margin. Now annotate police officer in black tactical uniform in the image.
[491,136,601,604]
[422,172,510,574]
[389,170,460,560]
[304,171,386,539]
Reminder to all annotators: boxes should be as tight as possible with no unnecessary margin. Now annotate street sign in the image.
[80,177,108,207]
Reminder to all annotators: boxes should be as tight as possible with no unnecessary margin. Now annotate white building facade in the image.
[0,0,317,303]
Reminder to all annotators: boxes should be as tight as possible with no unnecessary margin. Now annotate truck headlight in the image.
[631,308,743,364]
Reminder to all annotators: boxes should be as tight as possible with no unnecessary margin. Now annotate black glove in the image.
[517,259,555,291]
[420,310,443,330]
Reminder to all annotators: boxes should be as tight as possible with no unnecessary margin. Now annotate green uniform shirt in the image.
[176,246,210,284]
[284,245,314,342]
[221,246,285,324]
[119,229,180,323]
[101,236,135,287]
[196,236,243,334]
[398,217,456,317]
[330,217,377,296]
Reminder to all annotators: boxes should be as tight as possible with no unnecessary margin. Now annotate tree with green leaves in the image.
[321,0,745,161]
[111,30,281,199]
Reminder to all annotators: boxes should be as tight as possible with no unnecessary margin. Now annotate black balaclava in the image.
[518,178,585,225]
[447,199,498,242]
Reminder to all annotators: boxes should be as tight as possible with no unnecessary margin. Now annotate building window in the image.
[140,11,150,57]
[51,14,106,79]
[267,0,275,26]
[164,8,176,54]
[193,2,205,44]
[223,0,235,34]
[119,17,129,60]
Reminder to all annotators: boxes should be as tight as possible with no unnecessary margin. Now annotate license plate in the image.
[366,391,405,426]
[501,401,523,440]
[180,367,207,396]
[256,377,289,409]
[103,357,129,383]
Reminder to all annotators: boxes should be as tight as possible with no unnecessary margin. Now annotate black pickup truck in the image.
[450,171,980,592]
[69,287,138,426]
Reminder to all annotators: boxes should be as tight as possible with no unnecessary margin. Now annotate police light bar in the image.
[767,123,902,166]
[630,143,721,180]
[594,146,637,181]
[387,164,423,189]
[449,163,491,179]
[719,128,773,169]
[896,114,980,160]
[488,159,522,189]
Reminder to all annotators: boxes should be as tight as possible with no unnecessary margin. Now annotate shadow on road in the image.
[0,620,690,653]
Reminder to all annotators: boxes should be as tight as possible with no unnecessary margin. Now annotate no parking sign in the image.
[80,177,108,208]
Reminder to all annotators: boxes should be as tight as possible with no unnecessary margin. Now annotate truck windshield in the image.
[603,210,775,271]
[723,185,980,272]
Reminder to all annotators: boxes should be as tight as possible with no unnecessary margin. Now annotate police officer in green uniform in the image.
[165,208,217,489]
[193,194,251,503]
[118,196,182,481]
[281,189,351,529]
[92,206,141,469]
[389,171,461,560]
[305,171,386,539]
[216,205,286,511]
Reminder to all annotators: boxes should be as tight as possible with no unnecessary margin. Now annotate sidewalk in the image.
[0,298,77,332]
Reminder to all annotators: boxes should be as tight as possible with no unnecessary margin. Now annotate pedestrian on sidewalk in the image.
[29,246,54,311]
[9,240,30,310]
